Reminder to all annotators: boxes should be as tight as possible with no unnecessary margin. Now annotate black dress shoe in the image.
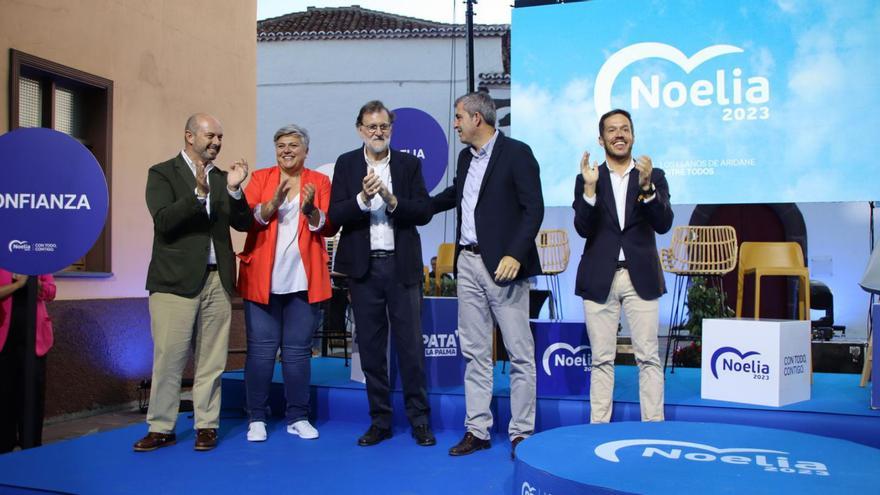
[448,432,490,456]
[411,424,436,446]
[511,436,526,460]
[358,425,392,446]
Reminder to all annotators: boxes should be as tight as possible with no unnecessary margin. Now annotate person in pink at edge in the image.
[0,269,56,452]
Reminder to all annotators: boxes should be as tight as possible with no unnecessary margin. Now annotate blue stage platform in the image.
[515,422,880,495]
[0,358,877,494]
[223,358,880,448]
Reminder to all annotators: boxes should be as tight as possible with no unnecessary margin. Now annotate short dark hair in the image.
[599,109,634,135]
[356,100,395,127]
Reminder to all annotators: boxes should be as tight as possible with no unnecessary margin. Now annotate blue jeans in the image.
[244,292,318,424]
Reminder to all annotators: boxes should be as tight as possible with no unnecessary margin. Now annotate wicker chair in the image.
[535,229,571,319]
[660,225,738,372]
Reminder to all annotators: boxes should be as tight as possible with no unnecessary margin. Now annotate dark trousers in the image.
[0,345,46,453]
[349,256,429,430]
[244,292,319,424]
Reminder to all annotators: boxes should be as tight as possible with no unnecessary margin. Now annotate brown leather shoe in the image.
[194,428,218,451]
[448,432,491,456]
[511,436,526,460]
[133,432,176,452]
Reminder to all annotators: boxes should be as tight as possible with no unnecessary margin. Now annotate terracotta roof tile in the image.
[258,5,509,42]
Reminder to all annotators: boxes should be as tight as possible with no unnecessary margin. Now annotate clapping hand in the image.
[271,178,293,209]
[377,183,397,211]
[227,158,250,191]
[195,162,209,197]
[635,155,653,190]
[259,178,293,222]
[302,183,316,215]
[580,150,599,197]
[361,168,381,202]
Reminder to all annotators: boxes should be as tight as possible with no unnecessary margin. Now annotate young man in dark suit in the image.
[432,91,544,459]
[135,113,252,452]
[573,108,673,424]
[328,101,436,447]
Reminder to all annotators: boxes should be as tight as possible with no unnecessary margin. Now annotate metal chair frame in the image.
[660,225,738,373]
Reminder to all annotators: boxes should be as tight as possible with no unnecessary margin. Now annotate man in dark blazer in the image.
[328,100,436,447]
[432,91,544,459]
[134,113,252,452]
[573,108,673,424]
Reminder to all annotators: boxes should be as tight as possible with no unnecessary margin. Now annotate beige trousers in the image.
[146,271,231,433]
[583,268,664,423]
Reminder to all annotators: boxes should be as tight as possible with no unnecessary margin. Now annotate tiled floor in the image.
[42,407,145,445]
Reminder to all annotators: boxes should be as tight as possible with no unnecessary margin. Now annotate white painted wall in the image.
[257,33,504,289]
[257,36,503,167]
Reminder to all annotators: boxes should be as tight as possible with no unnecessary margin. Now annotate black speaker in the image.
[811,340,866,373]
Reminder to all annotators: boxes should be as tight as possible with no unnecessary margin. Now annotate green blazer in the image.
[145,154,252,297]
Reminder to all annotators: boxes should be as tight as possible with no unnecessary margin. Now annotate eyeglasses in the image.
[361,123,391,134]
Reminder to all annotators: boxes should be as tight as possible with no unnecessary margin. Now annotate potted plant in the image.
[672,276,733,367]
[424,275,456,297]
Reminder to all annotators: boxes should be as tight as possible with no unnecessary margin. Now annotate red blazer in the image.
[237,166,335,305]
[0,270,56,356]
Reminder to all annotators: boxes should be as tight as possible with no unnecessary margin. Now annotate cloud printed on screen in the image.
[512,0,879,205]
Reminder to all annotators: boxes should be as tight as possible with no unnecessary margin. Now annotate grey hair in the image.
[455,91,496,127]
[273,124,310,149]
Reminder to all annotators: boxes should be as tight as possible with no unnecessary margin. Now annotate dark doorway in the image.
[690,204,807,319]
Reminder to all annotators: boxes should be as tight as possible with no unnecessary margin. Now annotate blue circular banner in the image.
[515,422,880,495]
[0,128,109,275]
[390,107,449,193]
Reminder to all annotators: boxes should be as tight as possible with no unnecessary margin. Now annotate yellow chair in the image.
[735,242,810,320]
[433,243,456,296]
[660,225,738,372]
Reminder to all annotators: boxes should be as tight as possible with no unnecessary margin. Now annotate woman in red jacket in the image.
[0,270,56,452]
[237,124,335,442]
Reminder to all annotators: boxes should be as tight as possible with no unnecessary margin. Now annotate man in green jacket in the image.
[134,113,252,452]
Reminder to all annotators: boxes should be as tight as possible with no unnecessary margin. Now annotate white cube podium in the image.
[701,318,811,407]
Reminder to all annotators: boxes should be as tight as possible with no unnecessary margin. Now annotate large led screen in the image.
[512,0,880,205]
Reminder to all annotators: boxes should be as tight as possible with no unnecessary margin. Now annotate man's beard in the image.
[366,138,389,154]
[604,141,631,161]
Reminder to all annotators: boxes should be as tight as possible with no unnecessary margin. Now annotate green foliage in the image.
[424,276,456,297]
[683,276,734,339]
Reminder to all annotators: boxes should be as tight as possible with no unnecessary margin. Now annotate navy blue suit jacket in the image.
[572,164,673,303]
[328,147,432,286]
[432,132,544,280]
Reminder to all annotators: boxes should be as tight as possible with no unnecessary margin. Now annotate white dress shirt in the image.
[252,184,326,294]
[356,147,395,251]
[460,130,500,246]
[268,194,308,294]
[583,160,635,262]
[180,150,242,265]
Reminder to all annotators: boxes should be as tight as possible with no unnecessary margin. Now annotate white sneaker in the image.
[247,421,267,442]
[287,420,319,439]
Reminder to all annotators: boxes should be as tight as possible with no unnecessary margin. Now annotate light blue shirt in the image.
[460,130,500,246]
